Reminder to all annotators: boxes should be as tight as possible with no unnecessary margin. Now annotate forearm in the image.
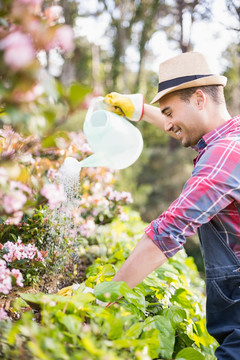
[142,104,178,139]
[112,233,168,289]
[142,103,165,129]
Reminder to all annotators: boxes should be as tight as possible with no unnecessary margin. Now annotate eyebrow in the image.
[161,106,171,115]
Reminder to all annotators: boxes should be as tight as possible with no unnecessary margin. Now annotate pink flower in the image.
[5,211,23,225]
[79,219,96,238]
[10,181,32,195]
[48,25,74,53]
[0,260,12,294]
[15,0,43,5]
[41,183,66,208]
[12,83,44,102]
[11,269,24,287]
[0,307,8,321]
[0,259,24,295]
[120,191,133,203]
[2,190,27,214]
[104,187,133,203]
[2,239,44,263]
[44,5,63,23]
[0,31,35,71]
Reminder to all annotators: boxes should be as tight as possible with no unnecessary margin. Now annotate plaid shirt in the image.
[145,116,240,259]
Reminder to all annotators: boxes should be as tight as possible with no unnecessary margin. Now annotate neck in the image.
[205,104,232,133]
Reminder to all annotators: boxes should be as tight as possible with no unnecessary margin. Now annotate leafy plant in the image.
[0,213,217,359]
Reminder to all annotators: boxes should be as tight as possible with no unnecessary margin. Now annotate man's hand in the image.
[104,92,144,122]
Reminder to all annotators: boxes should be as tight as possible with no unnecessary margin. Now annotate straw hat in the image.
[151,52,227,104]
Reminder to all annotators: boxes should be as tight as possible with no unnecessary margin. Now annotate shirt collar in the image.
[194,115,240,153]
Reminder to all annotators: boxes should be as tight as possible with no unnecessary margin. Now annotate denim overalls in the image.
[198,221,240,359]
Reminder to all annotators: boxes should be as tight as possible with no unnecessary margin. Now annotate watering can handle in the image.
[85,97,105,124]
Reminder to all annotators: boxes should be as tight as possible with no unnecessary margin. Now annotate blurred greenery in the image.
[0,213,217,359]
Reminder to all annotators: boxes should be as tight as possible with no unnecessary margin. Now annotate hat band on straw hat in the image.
[158,74,213,92]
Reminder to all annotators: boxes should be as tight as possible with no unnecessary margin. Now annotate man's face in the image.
[159,92,207,148]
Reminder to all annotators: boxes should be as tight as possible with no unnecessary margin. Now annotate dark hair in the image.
[173,85,225,105]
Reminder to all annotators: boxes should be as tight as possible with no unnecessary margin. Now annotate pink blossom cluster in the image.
[104,187,133,203]
[2,190,27,214]
[41,183,66,209]
[0,259,23,295]
[44,5,62,24]
[79,218,96,238]
[0,307,8,321]
[16,0,43,5]
[0,31,35,71]
[1,180,32,224]
[1,238,44,263]
[47,25,74,53]
[86,167,115,184]
[5,211,24,226]
[0,1,74,72]
[68,132,92,154]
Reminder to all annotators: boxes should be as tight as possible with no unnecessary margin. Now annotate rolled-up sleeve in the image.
[145,139,240,258]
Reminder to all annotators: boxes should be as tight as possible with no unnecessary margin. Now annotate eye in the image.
[166,112,172,118]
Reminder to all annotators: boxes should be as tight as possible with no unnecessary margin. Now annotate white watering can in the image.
[60,97,143,172]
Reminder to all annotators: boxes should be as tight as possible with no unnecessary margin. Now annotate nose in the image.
[164,120,173,132]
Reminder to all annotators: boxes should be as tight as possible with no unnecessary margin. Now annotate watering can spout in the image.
[78,152,110,168]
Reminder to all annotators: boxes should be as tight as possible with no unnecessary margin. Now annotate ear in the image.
[193,89,206,110]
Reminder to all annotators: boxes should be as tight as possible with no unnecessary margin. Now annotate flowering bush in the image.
[0,238,46,291]
[0,117,137,292]
[0,259,23,295]
[1,238,44,263]
[0,214,218,359]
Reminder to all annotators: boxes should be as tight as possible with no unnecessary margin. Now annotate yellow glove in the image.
[104,92,144,122]
[57,285,73,296]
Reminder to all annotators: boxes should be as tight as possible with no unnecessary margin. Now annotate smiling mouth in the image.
[175,129,182,138]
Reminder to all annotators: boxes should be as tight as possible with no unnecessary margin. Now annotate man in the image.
[104,52,240,360]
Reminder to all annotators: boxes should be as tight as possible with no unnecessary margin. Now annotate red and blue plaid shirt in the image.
[145,116,240,259]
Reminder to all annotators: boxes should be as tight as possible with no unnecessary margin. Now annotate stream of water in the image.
[46,157,82,273]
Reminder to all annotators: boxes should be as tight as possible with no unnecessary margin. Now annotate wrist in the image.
[124,93,144,122]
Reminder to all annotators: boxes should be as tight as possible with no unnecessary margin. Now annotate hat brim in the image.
[150,75,227,104]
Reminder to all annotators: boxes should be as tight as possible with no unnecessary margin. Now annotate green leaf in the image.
[7,323,22,346]
[12,297,29,311]
[125,322,144,339]
[101,264,116,278]
[19,292,46,306]
[69,83,90,108]
[41,135,57,148]
[108,317,124,340]
[161,306,186,329]
[140,328,162,359]
[176,347,205,360]
[94,281,146,311]
[70,292,95,308]
[172,288,193,308]
[81,335,103,356]
[143,315,175,359]
[58,314,82,334]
